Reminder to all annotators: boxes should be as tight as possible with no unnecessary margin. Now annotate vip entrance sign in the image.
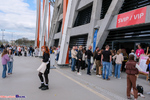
[117,7,147,28]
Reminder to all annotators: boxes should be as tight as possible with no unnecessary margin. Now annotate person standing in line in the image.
[7,49,14,75]
[95,50,102,77]
[129,50,137,61]
[38,46,50,90]
[1,49,10,78]
[56,46,60,61]
[109,50,114,77]
[34,47,39,57]
[71,46,77,72]
[81,48,86,70]
[113,50,124,79]
[29,45,33,57]
[86,46,93,75]
[77,46,83,75]
[135,44,144,62]
[101,45,112,80]
[126,55,139,100]
[93,47,99,71]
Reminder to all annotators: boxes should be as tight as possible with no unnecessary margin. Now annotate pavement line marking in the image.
[55,70,111,100]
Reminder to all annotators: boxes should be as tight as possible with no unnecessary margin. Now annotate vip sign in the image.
[117,7,147,28]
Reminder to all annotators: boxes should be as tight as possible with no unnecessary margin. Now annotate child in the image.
[8,49,14,75]
[1,49,10,78]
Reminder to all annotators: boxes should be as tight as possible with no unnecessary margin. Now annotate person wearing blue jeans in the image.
[86,46,93,75]
[101,45,112,80]
[71,46,77,71]
[102,61,110,79]
[7,49,14,75]
[113,50,124,79]
[115,64,122,78]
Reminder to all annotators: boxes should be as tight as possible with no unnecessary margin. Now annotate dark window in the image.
[57,20,62,33]
[104,25,150,49]
[54,39,59,47]
[100,0,112,19]
[69,34,88,48]
[119,0,150,14]
[73,5,93,27]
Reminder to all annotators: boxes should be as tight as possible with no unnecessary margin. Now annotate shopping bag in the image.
[37,62,47,73]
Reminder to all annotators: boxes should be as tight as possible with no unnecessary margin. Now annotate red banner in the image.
[117,7,147,28]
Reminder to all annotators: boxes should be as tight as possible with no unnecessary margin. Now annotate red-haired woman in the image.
[37,46,50,90]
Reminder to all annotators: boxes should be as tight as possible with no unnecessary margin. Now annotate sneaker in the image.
[77,73,82,75]
[99,75,102,77]
[127,97,132,99]
[114,76,117,78]
[41,86,49,90]
[87,73,91,75]
[39,83,45,89]
[118,77,121,79]
[96,75,99,77]
[107,78,110,80]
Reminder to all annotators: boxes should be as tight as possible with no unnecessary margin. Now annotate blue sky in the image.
[0,0,53,41]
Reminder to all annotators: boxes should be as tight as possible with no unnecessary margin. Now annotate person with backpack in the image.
[37,46,50,90]
[1,49,10,78]
[7,49,14,75]
[126,55,139,100]
[113,50,124,79]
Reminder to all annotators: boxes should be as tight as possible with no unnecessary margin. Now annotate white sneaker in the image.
[118,77,121,79]
[96,75,99,77]
[114,76,117,78]
[99,75,102,77]
[77,72,82,75]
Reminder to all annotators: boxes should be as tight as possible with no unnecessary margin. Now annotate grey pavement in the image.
[0,56,150,100]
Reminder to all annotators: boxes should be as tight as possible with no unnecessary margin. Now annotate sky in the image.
[0,0,54,41]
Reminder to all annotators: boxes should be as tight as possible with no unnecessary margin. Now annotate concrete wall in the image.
[77,0,93,10]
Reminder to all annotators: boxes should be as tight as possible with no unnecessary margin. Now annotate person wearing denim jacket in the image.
[1,49,10,78]
[7,49,14,75]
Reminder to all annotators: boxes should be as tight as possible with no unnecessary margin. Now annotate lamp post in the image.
[1,29,5,43]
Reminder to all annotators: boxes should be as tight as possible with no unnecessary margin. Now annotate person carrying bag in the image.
[37,46,50,90]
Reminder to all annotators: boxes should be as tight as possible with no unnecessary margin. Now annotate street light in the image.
[1,29,5,43]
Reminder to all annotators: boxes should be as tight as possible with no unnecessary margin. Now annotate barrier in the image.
[50,54,56,69]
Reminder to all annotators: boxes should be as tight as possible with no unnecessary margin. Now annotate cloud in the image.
[0,0,54,41]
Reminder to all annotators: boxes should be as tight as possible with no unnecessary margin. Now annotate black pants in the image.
[77,60,82,72]
[38,72,49,84]
[82,61,85,69]
[18,51,22,56]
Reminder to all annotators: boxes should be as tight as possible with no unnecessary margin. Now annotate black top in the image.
[43,52,50,74]
[102,50,111,62]
[77,50,83,60]
[86,50,93,59]
[43,52,50,62]
[95,54,101,60]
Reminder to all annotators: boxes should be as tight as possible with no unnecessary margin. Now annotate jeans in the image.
[56,53,59,61]
[109,61,112,76]
[30,51,33,56]
[87,59,91,74]
[8,61,13,74]
[102,61,110,79]
[2,65,7,78]
[71,58,76,71]
[115,64,122,78]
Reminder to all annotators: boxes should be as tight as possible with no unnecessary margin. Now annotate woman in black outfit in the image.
[38,46,50,90]
[77,46,83,75]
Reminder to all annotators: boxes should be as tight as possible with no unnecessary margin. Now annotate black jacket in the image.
[86,50,93,59]
[77,50,83,60]
[43,52,50,74]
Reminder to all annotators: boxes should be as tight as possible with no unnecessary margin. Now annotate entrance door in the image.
[113,42,135,54]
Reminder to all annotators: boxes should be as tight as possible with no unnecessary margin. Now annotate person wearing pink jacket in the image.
[135,45,144,62]
[1,49,10,78]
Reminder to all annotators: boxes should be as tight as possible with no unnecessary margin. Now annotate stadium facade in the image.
[36,0,150,65]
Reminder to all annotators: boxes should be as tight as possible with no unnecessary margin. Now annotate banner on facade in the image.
[93,29,98,52]
[117,7,147,28]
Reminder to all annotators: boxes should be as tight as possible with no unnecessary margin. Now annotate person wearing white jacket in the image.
[113,50,124,79]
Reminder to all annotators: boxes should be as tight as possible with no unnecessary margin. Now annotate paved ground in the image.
[0,56,150,100]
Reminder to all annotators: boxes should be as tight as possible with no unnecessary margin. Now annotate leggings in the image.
[38,72,49,84]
